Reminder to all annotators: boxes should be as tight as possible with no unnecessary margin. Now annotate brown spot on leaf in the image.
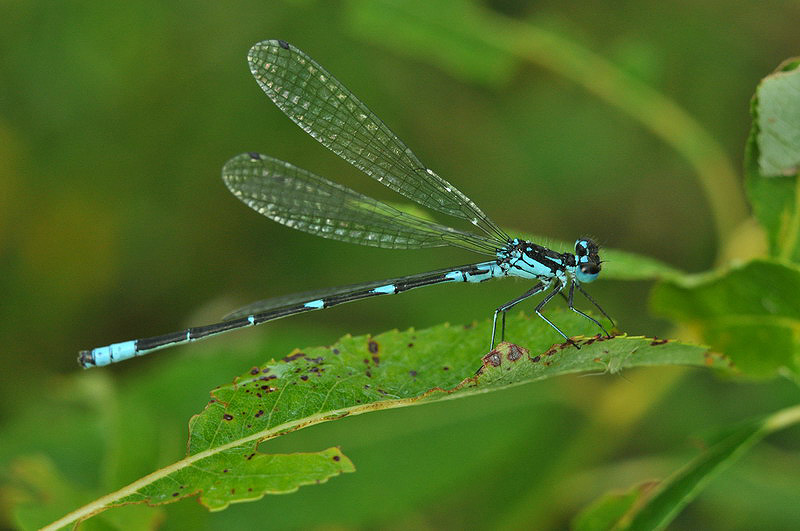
[282,351,307,362]
[651,338,669,346]
[222,414,234,421]
[507,344,527,362]
[482,350,502,367]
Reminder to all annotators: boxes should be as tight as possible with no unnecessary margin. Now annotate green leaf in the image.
[574,404,800,531]
[651,258,800,379]
[755,59,800,177]
[49,311,726,527]
[572,481,658,531]
[117,447,354,511]
[745,59,800,261]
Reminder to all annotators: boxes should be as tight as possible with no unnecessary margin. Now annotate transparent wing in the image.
[247,39,510,245]
[223,152,499,254]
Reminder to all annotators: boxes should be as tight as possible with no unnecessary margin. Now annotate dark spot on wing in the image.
[248,152,261,160]
[368,340,379,354]
[333,455,341,461]
[223,413,234,421]
[277,40,290,50]
[650,338,669,346]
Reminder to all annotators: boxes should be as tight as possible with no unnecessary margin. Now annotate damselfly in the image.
[79,39,612,368]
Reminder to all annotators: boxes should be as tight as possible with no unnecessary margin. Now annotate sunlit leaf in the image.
[745,59,800,261]
[755,59,800,177]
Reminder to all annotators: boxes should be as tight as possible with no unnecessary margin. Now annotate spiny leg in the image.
[566,281,610,337]
[576,282,615,332]
[490,282,546,349]
[534,282,578,346]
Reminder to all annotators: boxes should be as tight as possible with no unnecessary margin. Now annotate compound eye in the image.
[575,242,587,257]
[581,263,600,275]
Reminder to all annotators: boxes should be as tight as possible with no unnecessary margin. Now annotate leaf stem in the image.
[778,176,800,261]
[476,9,748,250]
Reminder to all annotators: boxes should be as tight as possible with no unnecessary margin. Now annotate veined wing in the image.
[246,39,510,245]
[222,152,499,254]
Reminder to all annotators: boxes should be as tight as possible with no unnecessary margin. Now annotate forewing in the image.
[246,39,508,244]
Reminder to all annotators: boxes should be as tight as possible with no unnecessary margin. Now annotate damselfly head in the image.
[574,238,601,283]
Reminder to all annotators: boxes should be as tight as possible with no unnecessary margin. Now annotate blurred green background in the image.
[2,0,799,529]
